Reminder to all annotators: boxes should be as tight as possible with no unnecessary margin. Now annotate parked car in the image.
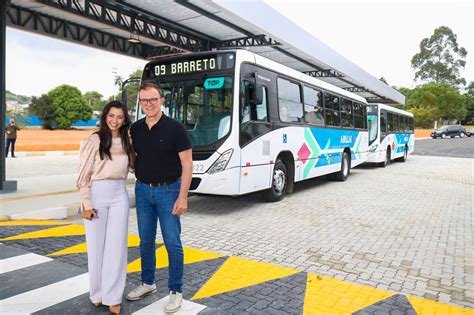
[431,125,468,139]
[467,128,474,137]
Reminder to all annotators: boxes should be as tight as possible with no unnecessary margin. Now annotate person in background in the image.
[77,101,134,314]
[126,82,192,313]
[5,118,20,158]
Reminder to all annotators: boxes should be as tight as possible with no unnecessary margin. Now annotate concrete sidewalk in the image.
[1,155,135,220]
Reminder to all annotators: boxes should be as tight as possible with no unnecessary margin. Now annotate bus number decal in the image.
[193,164,205,172]
[283,134,287,143]
[155,65,166,76]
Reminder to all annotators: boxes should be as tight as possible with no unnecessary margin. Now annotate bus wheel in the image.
[379,148,391,167]
[396,147,408,162]
[331,151,350,181]
[263,159,287,202]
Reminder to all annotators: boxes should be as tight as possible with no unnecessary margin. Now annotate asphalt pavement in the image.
[414,137,474,158]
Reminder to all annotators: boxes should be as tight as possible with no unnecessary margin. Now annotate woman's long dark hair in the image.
[96,101,135,167]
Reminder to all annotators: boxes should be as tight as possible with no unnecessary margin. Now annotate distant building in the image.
[6,100,29,114]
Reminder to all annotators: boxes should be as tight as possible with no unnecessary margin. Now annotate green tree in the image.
[462,81,474,124]
[114,75,124,92]
[29,94,56,129]
[406,83,466,128]
[121,69,142,112]
[48,84,92,129]
[411,26,467,86]
[83,91,104,112]
[388,87,414,110]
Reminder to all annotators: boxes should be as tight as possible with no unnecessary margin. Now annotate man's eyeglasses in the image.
[139,97,162,105]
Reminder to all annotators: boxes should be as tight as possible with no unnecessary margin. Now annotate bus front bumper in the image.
[189,167,241,196]
[367,150,385,163]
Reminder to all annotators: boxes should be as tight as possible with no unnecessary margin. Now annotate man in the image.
[5,118,20,158]
[127,82,192,313]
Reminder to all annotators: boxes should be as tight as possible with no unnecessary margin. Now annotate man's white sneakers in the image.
[126,283,157,301]
[164,291,183,313]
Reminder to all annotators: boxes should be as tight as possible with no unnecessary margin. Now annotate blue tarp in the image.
[4,116,98,127]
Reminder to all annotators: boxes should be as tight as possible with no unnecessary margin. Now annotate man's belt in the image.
[142,178,179,187]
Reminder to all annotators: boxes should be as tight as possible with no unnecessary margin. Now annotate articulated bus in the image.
[366,103,414,167]
[137,50,369,201]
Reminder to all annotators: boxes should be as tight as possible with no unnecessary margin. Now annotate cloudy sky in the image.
[5,0,473,98]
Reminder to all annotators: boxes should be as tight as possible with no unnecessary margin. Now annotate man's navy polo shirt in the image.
[130,114,192,184]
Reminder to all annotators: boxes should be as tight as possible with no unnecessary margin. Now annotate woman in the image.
[77,101,134,314]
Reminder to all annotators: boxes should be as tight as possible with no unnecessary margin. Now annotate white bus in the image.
[366,103,415,167]
[137,50,369,201]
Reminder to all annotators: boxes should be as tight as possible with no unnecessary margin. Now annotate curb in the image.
[4,179,136,221]
[10,151,79,157]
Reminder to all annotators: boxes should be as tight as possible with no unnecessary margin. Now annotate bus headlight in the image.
[369,145,378,153]
[208,149,233,174]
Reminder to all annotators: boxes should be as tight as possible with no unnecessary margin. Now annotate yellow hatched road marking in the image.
[48,242,87,257]
[191,256,299,300]
[0,224,85,241]
[48,234,143,256]
[127,246,224,273]
[303,273,393,315]
[0,220,67,226]
[408,296,474,315]
[2,223,473,313]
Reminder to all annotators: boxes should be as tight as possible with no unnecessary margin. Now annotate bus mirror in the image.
[121,89,127,106]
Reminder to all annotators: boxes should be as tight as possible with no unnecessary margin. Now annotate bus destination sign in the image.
[155,57,217,76]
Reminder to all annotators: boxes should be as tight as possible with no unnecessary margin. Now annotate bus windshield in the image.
[158,76,233,147]
[368,115,378,144]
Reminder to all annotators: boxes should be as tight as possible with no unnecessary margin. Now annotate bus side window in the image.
[380,112,387,135]
[324,92,340,126]
[256,87,268,122]
[353,102,365,129]
[240,80,271,146]
[241,81,252,124]
[303,86,324,125]
[340,98,353,128]
[278,78,303,123]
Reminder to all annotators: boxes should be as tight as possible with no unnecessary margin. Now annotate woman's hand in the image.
[81,209,98,220]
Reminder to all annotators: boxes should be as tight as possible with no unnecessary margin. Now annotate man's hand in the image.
[81,209,98,220]
[172,196,188,216]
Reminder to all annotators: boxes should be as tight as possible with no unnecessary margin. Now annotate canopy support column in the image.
[1,0,17,192]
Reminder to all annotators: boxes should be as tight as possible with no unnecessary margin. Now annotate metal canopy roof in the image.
[6,0,405,104]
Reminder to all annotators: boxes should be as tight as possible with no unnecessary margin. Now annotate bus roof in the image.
[368,103,414,117]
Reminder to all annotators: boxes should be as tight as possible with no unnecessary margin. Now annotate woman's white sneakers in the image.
[165,291,183,313]
[126,283,157,301]
[126,285,182,313]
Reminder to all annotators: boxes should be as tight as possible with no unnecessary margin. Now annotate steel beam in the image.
[212,35,280,49]
[6,4,168,59]
[344,87,370,93]
[304,69,344,78]
[37,0,208,52]
[366,97,393,104]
